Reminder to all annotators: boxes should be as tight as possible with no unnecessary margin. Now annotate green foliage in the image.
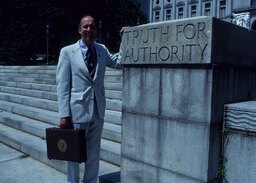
[222,126,230,138]
[217,163,227,179]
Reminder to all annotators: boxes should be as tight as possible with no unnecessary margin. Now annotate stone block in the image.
[121,157,203,183]
[121,17,212,65]
[224,101,256,132]
[158,167,203,183]
[122,112,221,181]
[121,158,158,183]
[224,132,256,183]
[223,101,256,182]
[121,17,256,67]
[122,68,160,115]
[161,67,212,123]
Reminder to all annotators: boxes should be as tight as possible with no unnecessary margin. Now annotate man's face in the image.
[79,16,97,46]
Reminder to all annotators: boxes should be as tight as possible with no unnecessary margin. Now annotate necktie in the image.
[86,46,96,78]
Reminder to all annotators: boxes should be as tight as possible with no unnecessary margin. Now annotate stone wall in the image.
[223,101,256,183]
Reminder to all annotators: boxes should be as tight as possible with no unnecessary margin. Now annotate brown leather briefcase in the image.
[46,128,87,163]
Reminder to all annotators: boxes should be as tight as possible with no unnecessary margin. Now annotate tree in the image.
[0,0,148,65]
[102,0,148,51]
[0,0,75,65]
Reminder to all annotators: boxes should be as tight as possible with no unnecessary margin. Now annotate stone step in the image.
[0,100,59,125]
[0,110,121,163]
[0,65,56,71]
[0,111,57,139]
[0,67,122,83]
[104,75,123,83]
[0,98,121,126]
[100,139,121,166]
[104,110,122,125]
[0,65,123,174]
[0,72,56,79]
[0,80,57,92]
[105,90,122,100]
[105,82,123,91]
[0,123,120,175]
[0,80,122,99]
[0,86,57,101]
[0,91,121,112]
[0,83,122,102]
[102,123,121,143]
[0,75,56,85]
[0,102,121,143]
[104,68,123,75]
[0,75,122,85]
[0,66,122,76]
[0,70,122,80]
[106,98,122,112]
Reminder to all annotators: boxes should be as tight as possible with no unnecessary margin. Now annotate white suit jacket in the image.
[56,41,122,123]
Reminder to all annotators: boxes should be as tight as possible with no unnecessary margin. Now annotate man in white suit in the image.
[56,15,123,183]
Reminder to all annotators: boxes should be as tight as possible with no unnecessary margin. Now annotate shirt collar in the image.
[79,40,96,59]
[79,39,95,49]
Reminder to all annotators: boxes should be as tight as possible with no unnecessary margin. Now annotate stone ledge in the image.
[224,101,256,132]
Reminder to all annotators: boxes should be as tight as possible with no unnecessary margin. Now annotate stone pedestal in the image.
[120,17,256,183]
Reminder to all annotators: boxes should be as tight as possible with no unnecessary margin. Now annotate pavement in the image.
[0,142,66,183]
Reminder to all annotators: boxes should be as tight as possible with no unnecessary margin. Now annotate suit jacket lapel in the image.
[93,44,102,81]
[72,41,92,81]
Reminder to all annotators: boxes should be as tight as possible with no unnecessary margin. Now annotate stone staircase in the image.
[0,65,123,176]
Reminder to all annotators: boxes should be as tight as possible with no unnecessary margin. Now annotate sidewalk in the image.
[0,142,66,183]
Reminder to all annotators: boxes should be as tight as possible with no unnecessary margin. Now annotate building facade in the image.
[149,0,256,30]
[136,0,151,18]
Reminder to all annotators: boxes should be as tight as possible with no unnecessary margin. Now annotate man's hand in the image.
[59,117,71,129]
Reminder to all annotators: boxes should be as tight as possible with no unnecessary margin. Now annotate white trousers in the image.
[67,120,104,183]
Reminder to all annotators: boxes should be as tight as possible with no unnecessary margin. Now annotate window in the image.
[219,0,226,18]
[166,8,172,20]
[155,11,160,22]
[190,5,197,17]
[178,7,184,19]
[204,2,211,16]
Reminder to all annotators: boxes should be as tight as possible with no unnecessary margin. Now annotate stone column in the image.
[120,17,256,183]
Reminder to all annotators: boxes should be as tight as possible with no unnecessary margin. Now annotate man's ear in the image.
[78,23,82,34]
